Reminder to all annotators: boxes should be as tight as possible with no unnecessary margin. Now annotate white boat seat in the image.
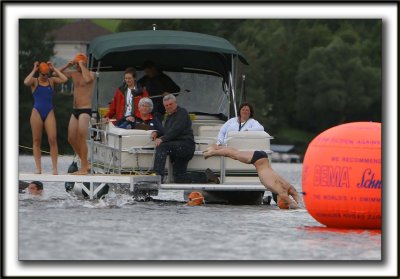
[194,125,222,151]
[192,121,223,136]
[198,125,222,137]
[106,123,156,150]
[226,131,273,151]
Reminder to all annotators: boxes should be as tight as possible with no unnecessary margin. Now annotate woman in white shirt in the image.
[217,102,264,145]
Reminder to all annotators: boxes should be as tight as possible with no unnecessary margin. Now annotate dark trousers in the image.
[153,140,195,183]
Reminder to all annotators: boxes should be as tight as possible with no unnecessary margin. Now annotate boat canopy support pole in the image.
[230,55,238,117]
[220,155,226,184]
[95,61,101,116]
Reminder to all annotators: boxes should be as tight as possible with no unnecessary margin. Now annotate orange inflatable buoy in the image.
[302,122,381,229]
[187,191,204,206]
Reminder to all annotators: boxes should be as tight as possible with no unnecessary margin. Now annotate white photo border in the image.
[4,2,397,277]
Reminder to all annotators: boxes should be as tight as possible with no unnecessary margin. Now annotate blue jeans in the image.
[153,140,195,183]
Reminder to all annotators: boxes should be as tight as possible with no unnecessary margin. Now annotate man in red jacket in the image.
[104,67,148,126]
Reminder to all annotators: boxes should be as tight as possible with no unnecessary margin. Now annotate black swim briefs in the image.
[72,108,92,119]
[250,150,269,164]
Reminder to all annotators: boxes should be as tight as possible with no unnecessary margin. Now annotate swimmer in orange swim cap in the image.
[23,61,68,175]
[277,196,290,209]
[58,54,96,175]
[187,191,204,206]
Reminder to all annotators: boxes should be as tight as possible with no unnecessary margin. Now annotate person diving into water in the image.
[203,144,302,209]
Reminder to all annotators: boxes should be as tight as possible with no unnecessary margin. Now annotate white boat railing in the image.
[86,124,274,183]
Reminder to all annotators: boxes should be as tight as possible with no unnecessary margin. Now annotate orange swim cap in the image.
[187,191,204,206]
[277,196,289,209]
[39,62,50,74]
[74,53,87,64]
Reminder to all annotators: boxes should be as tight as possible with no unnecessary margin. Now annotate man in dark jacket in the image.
[137,61,180,122]
[151,94,194,183]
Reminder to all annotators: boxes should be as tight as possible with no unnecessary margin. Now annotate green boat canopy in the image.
[88,30,248,80]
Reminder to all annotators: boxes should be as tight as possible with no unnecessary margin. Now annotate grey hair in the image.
[138,97,154,111]
[163,94,176,103]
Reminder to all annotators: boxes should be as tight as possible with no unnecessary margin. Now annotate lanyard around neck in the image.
[238,118,248,131]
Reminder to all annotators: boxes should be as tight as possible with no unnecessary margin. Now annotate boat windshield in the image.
[93,71,228,118]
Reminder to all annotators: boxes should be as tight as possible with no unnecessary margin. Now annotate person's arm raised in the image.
[58,60,74,79]
[48,61,68,83]
[78,61,95,84]
[23,61,39,87]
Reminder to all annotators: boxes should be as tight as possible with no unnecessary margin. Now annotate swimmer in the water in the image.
[203,144,302,209]
[19,181,44,196]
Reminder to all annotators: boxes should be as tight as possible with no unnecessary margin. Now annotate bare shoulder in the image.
[49,78,55,88]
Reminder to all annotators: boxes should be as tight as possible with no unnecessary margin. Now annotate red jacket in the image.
[105,84,149,121]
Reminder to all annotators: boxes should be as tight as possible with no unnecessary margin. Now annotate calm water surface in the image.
[18,155,381,260]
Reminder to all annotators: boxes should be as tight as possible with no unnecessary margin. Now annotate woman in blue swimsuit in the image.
[203,144,302,209]
[24,61,67,174]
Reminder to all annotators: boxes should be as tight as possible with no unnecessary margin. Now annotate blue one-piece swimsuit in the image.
[33,83,53,121]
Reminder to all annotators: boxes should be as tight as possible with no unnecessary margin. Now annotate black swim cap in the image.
[31,181,43,190]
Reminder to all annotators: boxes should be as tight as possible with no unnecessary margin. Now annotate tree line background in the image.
[19,19,381,157]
